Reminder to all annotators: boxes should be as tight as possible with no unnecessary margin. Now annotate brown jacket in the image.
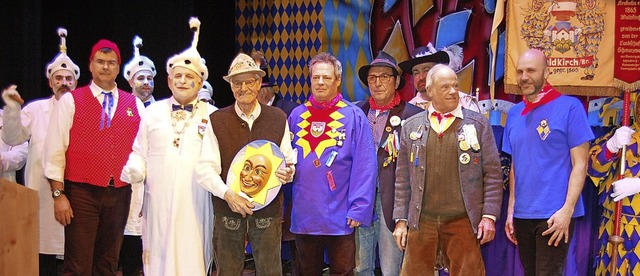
[392,108,502,232]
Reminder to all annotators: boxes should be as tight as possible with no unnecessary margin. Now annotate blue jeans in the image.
[355,191,403,275]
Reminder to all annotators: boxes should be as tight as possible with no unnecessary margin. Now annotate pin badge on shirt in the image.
[326,150,338,167]
[126,107,133,117]
[389,115,401,127]
[326,170,337,191]
[537,119,551,141]
[385,126,392,133]
[336,129,346,147]
[459,153,471,164]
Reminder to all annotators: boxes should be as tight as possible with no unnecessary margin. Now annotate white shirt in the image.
[44,81,146,183]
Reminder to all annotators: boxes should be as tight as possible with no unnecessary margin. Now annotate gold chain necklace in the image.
[171,102,198,148]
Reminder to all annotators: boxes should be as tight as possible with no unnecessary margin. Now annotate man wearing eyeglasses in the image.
[353,51,422,275]
[44,39,146,275]
[196,52,295,275]
[288,52,377,274]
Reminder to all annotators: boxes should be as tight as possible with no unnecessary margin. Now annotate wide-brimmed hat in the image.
[46,28,80,79]
[358,51,405,89]
[123,36,156,81]
[398,43,449,73]
[166,17,208,81]
[223,53,265,83]
[261,67,276,87]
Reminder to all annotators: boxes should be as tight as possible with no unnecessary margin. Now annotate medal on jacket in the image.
[537,119,550,141]
[336,129,346,147]
[459,153,471,164]
[126,107,134,117]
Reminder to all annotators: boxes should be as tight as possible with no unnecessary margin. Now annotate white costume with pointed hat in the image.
[122,17,215,275]
[1,28,79,256]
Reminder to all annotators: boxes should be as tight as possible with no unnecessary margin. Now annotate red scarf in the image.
[369,93,401,111]
[521,83,561,115]
[309,93,343,110]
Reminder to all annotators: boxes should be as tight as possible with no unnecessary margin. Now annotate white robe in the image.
[1,98,60,255]
[125,98,215,275]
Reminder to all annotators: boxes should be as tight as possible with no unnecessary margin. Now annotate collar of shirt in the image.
[267,95,275,106]
[427,104,463,135]
[90,81,119,99]
[234,101,261,129]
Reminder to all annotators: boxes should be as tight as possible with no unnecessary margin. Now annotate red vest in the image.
[64,86,140,187]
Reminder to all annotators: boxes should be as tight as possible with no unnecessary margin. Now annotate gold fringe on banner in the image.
[614,79,640,93]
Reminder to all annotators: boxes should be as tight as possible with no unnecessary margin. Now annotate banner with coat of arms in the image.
[505,0,631,96]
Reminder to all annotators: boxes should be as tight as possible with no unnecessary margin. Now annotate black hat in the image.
[398,43,450,74]
[358,51,405,89]
[260,66,276,87]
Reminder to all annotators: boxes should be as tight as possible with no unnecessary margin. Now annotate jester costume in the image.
[588,123,640,276]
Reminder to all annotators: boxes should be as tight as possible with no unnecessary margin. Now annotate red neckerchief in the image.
[369,93,401,111]
[521,83,561,115]
[309,93,343,110]
[431,111,454,123]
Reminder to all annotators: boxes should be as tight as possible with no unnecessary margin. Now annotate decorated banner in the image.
[226,140,285,211]
[505,0,622,96]
[614,0,640,90]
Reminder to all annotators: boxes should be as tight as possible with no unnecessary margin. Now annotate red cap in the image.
[90,39,121,64]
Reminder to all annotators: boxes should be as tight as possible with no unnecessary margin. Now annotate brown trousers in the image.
[62,181,131,276]
[401,216,485,276]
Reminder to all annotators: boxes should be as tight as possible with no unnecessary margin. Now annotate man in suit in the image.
[354,51,422,276]
[393,64,502,275]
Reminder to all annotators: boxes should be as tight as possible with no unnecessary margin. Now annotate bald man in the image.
[502,49,593,276]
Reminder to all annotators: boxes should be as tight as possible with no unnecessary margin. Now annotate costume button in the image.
[415,205,419,210]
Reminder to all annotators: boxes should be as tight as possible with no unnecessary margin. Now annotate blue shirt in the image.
[503,95,594,219]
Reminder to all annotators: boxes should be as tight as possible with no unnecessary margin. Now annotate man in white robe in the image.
[121,18,215,275]
[1,28,79,275]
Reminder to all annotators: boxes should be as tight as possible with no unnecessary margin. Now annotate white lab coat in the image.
[124,98,216,275]
[1,99,60,254]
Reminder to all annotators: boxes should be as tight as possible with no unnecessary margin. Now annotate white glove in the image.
[120,165,145,184]
[606,126,635,153]
[2,85,23,108]
[611,177,640,202]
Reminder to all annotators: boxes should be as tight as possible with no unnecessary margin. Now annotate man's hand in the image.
[53,195,74,226]
[606,126,634,153]
[611,177,640,202]
[276,163,295,184]
[121,165,145,184]
[2,85,24,107]
[347,218,361,228]
[393,220,408,251]
[541,206,573,246]
[477,217,496,245]
[505,213,517,245]
[223,189,254,217]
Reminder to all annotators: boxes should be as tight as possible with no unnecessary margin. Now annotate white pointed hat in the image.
[166,17,208,81]
[46,28,80,79]
[123,36,156,81]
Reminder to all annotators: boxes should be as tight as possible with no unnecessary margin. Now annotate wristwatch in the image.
[52,189,65,198]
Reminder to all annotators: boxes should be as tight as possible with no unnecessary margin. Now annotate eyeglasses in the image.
[231,78,258,89]
[367,74,393,84]
[93,59,118,68]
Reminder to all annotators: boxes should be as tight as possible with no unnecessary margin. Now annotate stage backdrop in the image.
[236,0,511,104]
